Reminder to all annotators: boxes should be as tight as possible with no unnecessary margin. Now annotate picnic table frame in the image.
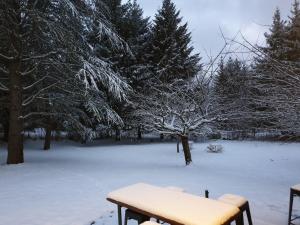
[107,197,244,225]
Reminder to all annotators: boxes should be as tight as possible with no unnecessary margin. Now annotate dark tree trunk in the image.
[7,1,24,164]
[252,129,256,138]
[2,120,9,142]
[137,126,142,140]
[81,136,87,144]
[115,128,121,141]
[7,59,24,164]
[43,125,52,150]
[181,135,192,165]
[160,133,164,140]
[177,137,180,153]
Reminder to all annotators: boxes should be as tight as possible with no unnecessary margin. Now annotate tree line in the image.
[214,1,300,139]
[0,0,299,166]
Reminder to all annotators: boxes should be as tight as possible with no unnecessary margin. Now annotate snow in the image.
[0,140,300,225]
[141,222,160,225]
[218,194,248,208]
[165,186,185,192]
[292,184,300,191]
[107,183,240,225]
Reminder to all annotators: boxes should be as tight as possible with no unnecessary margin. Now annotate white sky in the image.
[125,0,292,61]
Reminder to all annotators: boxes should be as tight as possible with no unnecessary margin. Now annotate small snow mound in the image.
[206,144,223,153]
[141,222,161,225]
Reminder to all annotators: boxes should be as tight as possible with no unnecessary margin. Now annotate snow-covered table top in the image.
[107,183,240,225]
[292,184,300,192]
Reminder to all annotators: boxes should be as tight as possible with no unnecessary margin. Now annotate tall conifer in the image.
[150,0,201,83]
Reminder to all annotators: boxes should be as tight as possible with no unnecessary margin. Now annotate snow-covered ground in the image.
[0,140,299,225]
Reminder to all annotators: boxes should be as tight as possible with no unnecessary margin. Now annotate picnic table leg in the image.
[235,211,244,225]
[118,205,122,225]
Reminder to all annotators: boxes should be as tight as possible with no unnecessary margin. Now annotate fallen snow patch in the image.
[0,140,299,225]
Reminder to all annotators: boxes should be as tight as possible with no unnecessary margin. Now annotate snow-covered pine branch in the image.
[77,56,130,101]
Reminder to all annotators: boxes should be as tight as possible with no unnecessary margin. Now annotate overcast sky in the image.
[130,0,292,61]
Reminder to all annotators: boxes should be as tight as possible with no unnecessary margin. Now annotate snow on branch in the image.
[0,53,14,62]
[77,56,130,101]
[138,79,220,137]
[97,21,130,52]
[0,83,9,92]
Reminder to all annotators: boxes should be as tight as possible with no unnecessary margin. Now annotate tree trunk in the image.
[43,125,52,150]
[7,1,24,164]
[2,120,9,142]
[181,135,192,165]
[7,60,24,164]
[115,128,121,141]
[81,136,87,144]
[137,126,142,140]
[160,133,164,140]
[252,129,256,138]
[177,137,180,153]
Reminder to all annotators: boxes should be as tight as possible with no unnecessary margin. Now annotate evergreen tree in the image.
[149,0,201,83]
[264,8,286,60]
[91,0,154,140]
[121,0,152,86]
[102,0,123,28]
[284,0,300,61]
[280,0,300,134]
[251,7,287,131]
[214,58,246,105]
[116,0,153,139]
[253,2,300,135]
[214,58,250,131]
[0,0,129,163]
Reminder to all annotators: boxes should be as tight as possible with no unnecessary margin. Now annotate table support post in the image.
[235,211,244,225]
[205,190,209,198]
[118,205,122,225]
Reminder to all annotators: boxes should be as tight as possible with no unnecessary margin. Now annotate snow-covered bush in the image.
[206,144,223,153]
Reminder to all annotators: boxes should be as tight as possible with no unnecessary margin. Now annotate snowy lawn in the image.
[0,140,300,225]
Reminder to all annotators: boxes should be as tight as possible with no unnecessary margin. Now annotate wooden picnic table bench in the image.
[107,183,242,225]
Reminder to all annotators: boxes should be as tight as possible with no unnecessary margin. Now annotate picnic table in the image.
[107,183,242,225]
